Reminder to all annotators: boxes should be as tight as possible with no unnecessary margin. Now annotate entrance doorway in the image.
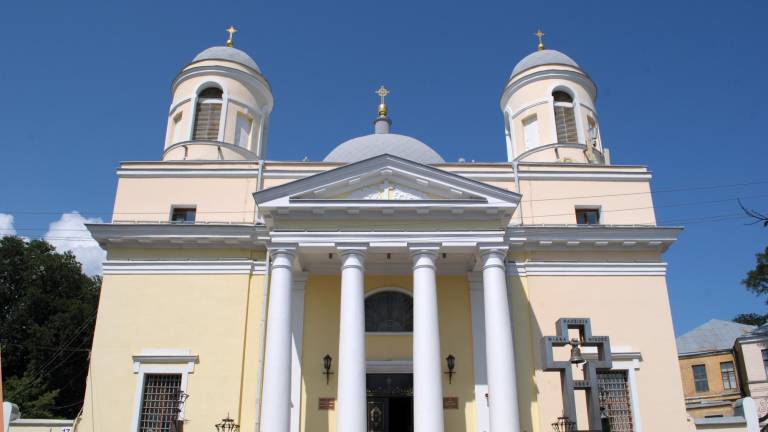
[366,373,413,432]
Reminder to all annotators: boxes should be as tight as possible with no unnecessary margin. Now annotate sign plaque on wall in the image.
[443,397,459,409]
[318,397,335,410]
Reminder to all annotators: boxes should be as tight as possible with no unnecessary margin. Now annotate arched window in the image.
[365,290,413,332]
[552,90,578,143]
[193,87,223,141]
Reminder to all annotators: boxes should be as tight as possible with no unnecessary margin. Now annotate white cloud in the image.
[44,212,106,276]
[0,213,16,237]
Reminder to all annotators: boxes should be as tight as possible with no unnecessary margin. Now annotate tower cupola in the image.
[500,32,607,164]
[163,27,274,161]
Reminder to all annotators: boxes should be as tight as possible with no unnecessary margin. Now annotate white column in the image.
[336,247,367,432]
[411,247,445,432]
[260,248,296,432]
[480,247,520,432]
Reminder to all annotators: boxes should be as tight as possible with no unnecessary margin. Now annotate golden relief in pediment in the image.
[344,181,429,200]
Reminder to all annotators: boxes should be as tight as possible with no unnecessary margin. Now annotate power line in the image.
[1,178,767,218]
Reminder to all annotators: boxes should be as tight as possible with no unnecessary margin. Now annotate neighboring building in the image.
[2,402,74,432]
[75,31,693,432]
[677,320,755,419]
[734,325,768,427]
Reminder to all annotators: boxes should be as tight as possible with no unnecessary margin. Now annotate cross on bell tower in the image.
[226,25,237,47]
[534,29,545,51]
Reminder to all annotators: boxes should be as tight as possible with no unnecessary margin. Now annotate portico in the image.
[254,154,523,432]
[258,240,521,432]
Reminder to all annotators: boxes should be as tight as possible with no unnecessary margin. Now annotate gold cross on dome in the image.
[376,85,390,104]
[226,26,237,47]
[534,29,545,51]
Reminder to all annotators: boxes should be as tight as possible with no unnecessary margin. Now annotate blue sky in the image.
[0,0,766,334]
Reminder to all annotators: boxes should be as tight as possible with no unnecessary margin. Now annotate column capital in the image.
[268,244,297,270]
[336,243,368,257]
[478,244,508,271]
[477,243,509,257]
[409,244,440,270]
[337,244,367,270]
[268,243,298,256]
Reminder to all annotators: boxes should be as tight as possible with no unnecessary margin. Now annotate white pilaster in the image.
[260,247,296,432]
[411,246,445,432]
[479,246,520,432]
[468,273,490,432]
[290,273,308,432]
[336,246,368,432]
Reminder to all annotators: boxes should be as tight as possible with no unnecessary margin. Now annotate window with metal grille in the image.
[575,208,600,225]
[598,371,634,432]
[138,373,183,432]
[193,87,223,141]
[693,364,709,392]
[552,91,578,143]
[721,361,737,390]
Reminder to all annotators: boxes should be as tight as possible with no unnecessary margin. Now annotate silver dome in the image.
[511,49,579,78]
[192,46,261,72]
[324,133,445,164]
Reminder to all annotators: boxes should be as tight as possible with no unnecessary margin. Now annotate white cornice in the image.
[117,168,260,178]
[507,261,667,276]
[87,223,269,249]
[516,170,651,181]
[132,349,198,373]
[269,230,507,250]
[103,260,266,275]
[507,225,681,252]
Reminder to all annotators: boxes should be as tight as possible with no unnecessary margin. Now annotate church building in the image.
[76,29,693,432]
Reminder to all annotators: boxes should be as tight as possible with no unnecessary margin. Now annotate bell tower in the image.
[162,27,274,161]
[500,32,607,164]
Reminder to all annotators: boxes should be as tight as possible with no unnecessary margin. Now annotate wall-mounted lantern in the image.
[445,354,456,384]
[214,414,239,432]
[323,354,334,385]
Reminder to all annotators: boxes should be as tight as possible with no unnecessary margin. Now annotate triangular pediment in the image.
[253,154,520,227]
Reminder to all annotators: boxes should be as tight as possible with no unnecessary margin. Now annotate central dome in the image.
[324,133,445,164]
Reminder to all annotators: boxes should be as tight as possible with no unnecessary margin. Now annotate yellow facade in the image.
[679,352,742,418]
[75,40,694,432]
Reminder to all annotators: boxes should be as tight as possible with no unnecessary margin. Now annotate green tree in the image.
[0,236,100,419]
[734,202,768,326]
[733,312,768,327]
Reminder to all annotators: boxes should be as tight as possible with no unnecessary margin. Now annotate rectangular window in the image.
[693,364,709,393]
[171,207,196,224]
[597,370,634,431]
[235,113,253,148]
[762,349,768,378]
[575,208,600,225]
[138,373,182,432]
[721,361,737,390]
[522,115,540,149]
